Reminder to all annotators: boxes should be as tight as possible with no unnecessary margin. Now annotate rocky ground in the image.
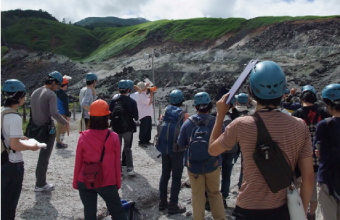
[15,110,241,220]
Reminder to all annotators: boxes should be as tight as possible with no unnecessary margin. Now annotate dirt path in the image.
[15,115,241,220]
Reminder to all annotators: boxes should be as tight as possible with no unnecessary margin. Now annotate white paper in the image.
[20,139,47,149]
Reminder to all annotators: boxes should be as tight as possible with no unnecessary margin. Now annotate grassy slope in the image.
[2,15,339,62]
[84,15,338,62]
[2,18,99,60]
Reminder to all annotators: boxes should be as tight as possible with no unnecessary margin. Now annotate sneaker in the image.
[56,143,68,149]
[168,202,186,215]
[127,168,136,176]
[159,200,168,211]
[35,183,55,192]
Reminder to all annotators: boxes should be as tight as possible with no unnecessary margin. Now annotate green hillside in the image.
[74,16,149,28]
[1,9,338,62]
[2,18,99,60]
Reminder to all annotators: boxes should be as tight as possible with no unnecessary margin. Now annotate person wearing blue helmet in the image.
[79,73,98,126]
[177,92,226,219]
[313,84,340,220]
[291,85,330,220]
[109,80,138,176]
[209,61,314,220]
[1,79,41,220]
[156,89,189,214]
[29,71,70,192]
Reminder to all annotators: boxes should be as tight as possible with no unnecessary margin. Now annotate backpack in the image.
[110,95,132,134]
[325,118,340,202]
[252,112,293,193]
[186,115,218,174]
[1,109,21,165]
[297,107,323,167]
[154,105,185,155]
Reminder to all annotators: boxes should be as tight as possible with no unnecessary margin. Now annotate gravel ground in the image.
[15,110,241,220]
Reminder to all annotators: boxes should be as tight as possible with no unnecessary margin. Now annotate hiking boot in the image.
[159,200,168,211]
[35,183,55,192]
[205,201,210,211]
[127,168,136,176]
[56,142,68,149]
[168,202,186,215]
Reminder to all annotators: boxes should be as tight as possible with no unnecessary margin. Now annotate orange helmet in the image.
[62,77,69,85]
[88,99,110,116]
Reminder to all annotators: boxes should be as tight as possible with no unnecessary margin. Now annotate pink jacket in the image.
[73,129,121,189]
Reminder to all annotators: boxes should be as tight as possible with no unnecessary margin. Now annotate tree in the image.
[62,18,66,23]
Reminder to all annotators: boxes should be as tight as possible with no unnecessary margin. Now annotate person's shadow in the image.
[20,191,59,220]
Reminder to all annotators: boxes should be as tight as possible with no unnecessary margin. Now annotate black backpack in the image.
[252,112,293,193]
[324,118,340,202]
[110,96,132,134]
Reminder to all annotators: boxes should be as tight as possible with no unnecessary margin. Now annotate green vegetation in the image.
[2,18,99,60]
[1,46,9,57]
[1,9,338,62]
[74,16,149,29]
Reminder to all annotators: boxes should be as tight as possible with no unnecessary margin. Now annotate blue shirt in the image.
[314,117,340,184]
[177,113,225,172]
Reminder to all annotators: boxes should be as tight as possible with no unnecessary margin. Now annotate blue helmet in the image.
[302,85,317,96]
[249,61,286,99]
[322,84,340,104]
[194,92,211,106]
[49,71,63,85]
[118,80,130,89]
[127,80,134,90]
[230,96,236,106]
[284,88,290,94]
[2,79,26,93]
[237,93,248,104]
[169,89,184,104]
[86,72,98,81]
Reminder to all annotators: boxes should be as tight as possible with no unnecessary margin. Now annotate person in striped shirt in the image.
[209,61,314,220]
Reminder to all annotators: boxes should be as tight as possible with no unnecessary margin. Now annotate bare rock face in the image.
[1,18,340,103]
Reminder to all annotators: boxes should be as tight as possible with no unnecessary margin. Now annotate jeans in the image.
[221,151,243,198]
[159,151,185,204]
[1,162,24,220]
[119,131,134,169]
[36,132,56,187]
[78,181,127,220]
[139,116,152,144]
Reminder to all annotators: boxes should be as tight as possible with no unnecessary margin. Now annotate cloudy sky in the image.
[1,0,340,23]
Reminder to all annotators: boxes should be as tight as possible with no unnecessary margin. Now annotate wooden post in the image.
[73,102,76,120]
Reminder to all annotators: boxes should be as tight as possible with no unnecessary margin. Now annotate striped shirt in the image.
[217,111,312,209]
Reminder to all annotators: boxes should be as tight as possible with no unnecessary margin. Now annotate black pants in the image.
[159,151,185,204]
[139,116,152,144]
[232,204,290,220]
[78,181,127,220]
[36,132,56,187]
[1,162,24,220]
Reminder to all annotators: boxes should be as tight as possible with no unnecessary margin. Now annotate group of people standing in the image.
[2,60,340,220]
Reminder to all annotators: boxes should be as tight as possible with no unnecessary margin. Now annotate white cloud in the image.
[1,0,339,22]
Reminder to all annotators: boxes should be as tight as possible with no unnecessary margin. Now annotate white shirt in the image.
[2,107,24,163]
[136,91,153,120]
[130,92,138,101]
